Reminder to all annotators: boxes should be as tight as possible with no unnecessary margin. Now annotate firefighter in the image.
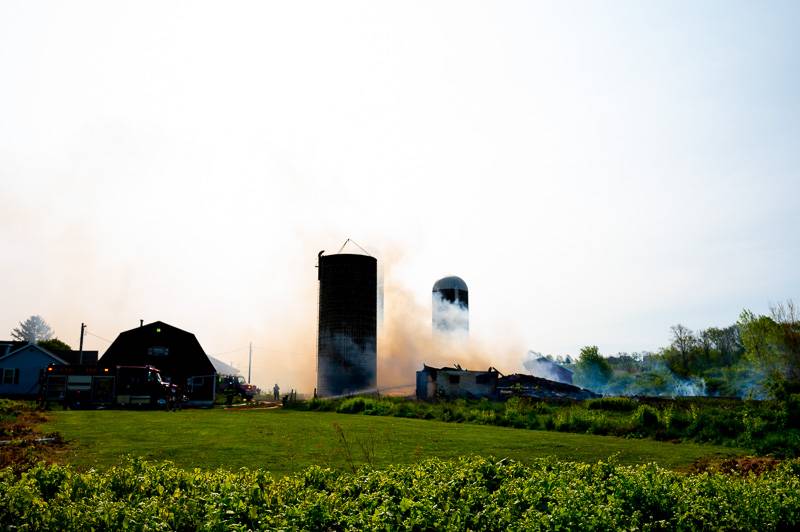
[167,385,181,412]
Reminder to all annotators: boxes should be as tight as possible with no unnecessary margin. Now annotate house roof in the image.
[0,341,27,353]
[0,342,69,365]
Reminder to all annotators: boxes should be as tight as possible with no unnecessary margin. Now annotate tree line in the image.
[559,301,800,399]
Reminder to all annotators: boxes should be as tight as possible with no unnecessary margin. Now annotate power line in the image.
[209,346,249,357]
[84,330,113,344]
[251,346,314,358]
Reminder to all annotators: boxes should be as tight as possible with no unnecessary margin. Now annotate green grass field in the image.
[41,408,745,474]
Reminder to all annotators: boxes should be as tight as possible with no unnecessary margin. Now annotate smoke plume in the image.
[522,351,571,384]
[377,258,524,392]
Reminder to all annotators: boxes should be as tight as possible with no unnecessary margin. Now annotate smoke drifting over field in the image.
[377,259,524,390]
[209,246,513,394]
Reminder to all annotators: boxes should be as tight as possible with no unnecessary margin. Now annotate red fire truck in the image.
[41,364,177,409]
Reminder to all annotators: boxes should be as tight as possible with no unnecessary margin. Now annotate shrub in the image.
[587,397,638,412]
[3,457,800,530]
[631,405,661,432]
[753,429,800,458]
[336,398,367,414]
[363,399,392,416]
[554,410,593,433]
[686,408,744,443]
[390,402,416,418]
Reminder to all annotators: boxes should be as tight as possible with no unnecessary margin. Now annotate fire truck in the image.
[41,364,177,409]
[216,374,259,403]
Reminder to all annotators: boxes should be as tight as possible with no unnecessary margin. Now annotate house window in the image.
[475,373,490,385]
[2,368,19,385]
[448,374,460,384]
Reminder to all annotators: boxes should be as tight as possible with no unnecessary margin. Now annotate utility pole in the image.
[79,323,86,365]
[248,342,252,384]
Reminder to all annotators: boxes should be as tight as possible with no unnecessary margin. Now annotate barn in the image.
[99,321,216,406]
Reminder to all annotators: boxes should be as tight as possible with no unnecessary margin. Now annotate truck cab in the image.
[217,374,258,402]
[115,365,173,406]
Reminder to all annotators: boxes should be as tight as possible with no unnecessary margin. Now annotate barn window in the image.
[448,374,460,384]
[475,373,490,384]
[147,346,169,356]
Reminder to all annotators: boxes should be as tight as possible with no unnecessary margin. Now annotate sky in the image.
[1,1,798,391]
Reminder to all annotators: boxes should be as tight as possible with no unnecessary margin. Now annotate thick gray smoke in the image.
[377,260,523,391]
[591,357,710,397]
[432,293,469,338]
[671,376,707,397]
[522,351,572,384]
[522,351,713,397]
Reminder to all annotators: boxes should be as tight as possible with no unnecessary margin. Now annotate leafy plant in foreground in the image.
[2,456,800,530]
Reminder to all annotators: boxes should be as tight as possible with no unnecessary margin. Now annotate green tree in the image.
[573,345,612,392]
[38,338,72,352]
[703,325,743,366]
[738,305,800,398]
[769,301,800,395]
[664,324,697,377]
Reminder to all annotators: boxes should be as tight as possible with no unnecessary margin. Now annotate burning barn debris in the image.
[416,364,499,400]
[495,373,598,400]
[416,364,599,401]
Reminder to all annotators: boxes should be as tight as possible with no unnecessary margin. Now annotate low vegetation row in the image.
[288,394,800,457]
[3,456,800,530]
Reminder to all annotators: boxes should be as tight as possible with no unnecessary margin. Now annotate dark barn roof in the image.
[99,321,215,384]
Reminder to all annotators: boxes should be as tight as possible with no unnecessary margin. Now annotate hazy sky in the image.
[2,1,798,390]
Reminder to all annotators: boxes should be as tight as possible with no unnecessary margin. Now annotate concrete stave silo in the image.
[317,251,377,397]
[432,275,469,334]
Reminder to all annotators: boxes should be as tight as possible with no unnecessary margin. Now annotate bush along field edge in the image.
[286,394,800,458]
[2,455,800,531]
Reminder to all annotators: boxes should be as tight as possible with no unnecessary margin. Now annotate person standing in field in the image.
[273,383,280,401]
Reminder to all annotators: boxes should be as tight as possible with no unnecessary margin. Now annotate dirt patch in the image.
[223,400,282,410]
[0,400,64,473]
[688,455,782,476]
